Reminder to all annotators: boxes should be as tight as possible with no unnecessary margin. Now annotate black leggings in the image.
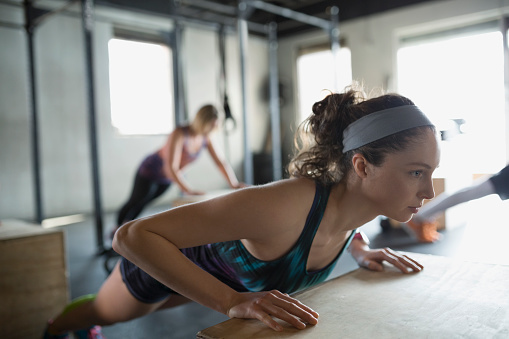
[116,172,170,226]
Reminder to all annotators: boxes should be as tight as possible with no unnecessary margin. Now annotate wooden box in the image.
[0,220,69,339]
[197,253,509,338]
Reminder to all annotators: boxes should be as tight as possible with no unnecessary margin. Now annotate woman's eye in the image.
[411,171,422,177]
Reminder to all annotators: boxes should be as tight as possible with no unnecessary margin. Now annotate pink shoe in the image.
[74,325,106,339]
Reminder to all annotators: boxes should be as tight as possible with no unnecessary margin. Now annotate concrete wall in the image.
[3,0,509,222]
[0,3,269,220]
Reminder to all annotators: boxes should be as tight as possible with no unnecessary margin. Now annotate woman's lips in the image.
[408,206,421,214]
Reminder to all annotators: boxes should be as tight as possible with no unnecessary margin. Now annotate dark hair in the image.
[288,85,435,185]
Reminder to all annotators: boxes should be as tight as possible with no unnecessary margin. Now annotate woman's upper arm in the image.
[166,129,184,169]
[205,138,223,165]
[129,180,311,249]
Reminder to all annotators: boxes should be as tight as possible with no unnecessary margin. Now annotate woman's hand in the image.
[349,239,423,273]
[184,190,205,195]
[233,182,249,189]
[226,290,319,331]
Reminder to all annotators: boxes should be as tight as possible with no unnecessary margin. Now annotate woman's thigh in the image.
[93,262,169,324]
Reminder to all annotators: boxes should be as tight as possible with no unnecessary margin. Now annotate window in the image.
[297,46,352,122]
[108,38,174,135]
[397,24,506,175]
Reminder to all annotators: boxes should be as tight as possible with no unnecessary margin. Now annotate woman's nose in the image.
[420,177,435,200]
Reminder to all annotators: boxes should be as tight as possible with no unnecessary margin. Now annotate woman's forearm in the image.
[172,172,193,194]
[113,220,238,314]
[218,162,240,188]
[347,235,370,260]
[164,164,194,194]
[207,143,241,188]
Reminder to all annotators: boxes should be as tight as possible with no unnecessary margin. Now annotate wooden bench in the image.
[197,252,509,338]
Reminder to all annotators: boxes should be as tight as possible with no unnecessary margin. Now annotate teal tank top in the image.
[182,183,356,294]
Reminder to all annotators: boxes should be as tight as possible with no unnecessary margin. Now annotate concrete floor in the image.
[60,195,509,338]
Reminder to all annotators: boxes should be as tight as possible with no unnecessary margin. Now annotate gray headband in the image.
[342,105,434,153]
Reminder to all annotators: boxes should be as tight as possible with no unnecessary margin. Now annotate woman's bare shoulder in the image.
[226,177,314,198]
[232,178,317,241]
[128,178,319,248]
[171,126,186,138]
[229,178,317,222]
[257,177,316,198]
[165,127,186,147]
[195,178,317,225]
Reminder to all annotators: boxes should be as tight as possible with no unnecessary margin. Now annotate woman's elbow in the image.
[112,220,136,255]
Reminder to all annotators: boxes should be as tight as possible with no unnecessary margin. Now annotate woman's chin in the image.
[385,214,413,224]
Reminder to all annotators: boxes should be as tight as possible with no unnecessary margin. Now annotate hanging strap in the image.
[219,25,237,134]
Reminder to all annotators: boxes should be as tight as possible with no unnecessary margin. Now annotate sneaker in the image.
[403,219,441,243]
[74,326,106,339]
[43,320,69,339]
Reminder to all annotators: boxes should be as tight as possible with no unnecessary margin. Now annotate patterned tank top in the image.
[179,127,207,167]
[137,127,208,183]
[181,183,355,294]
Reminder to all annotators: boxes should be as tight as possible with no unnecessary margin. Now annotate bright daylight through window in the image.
[398,29,506,175]
[108,38,174,135]
[297,47,352,123]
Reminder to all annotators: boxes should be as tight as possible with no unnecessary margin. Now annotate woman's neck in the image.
[187,124,200,136]
[328,181,378,232]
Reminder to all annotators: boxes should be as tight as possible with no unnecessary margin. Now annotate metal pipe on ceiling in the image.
[249,0,331,30]
[177,0,236,16]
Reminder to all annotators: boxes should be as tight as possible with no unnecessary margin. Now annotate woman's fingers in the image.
[274,291,319,319]
[376,248,423,273]
[361,258,384,271]
[402,254,424,271]
[254,298,306,330]
[253,309,285,331]
[361,248,424,273]
[229,291,319,331]
[255,291,319,330]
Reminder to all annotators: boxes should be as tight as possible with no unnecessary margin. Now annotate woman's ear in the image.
[351,153,369,179]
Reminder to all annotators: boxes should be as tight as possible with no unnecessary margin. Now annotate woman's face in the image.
[201,119,218,135]
[362,129,441,222]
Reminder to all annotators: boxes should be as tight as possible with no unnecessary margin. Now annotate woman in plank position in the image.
[112,104,244,237]
[44,86,440,337]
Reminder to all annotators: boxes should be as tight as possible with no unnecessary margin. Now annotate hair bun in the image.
[336,91,358,109]
[312,96,329,116]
